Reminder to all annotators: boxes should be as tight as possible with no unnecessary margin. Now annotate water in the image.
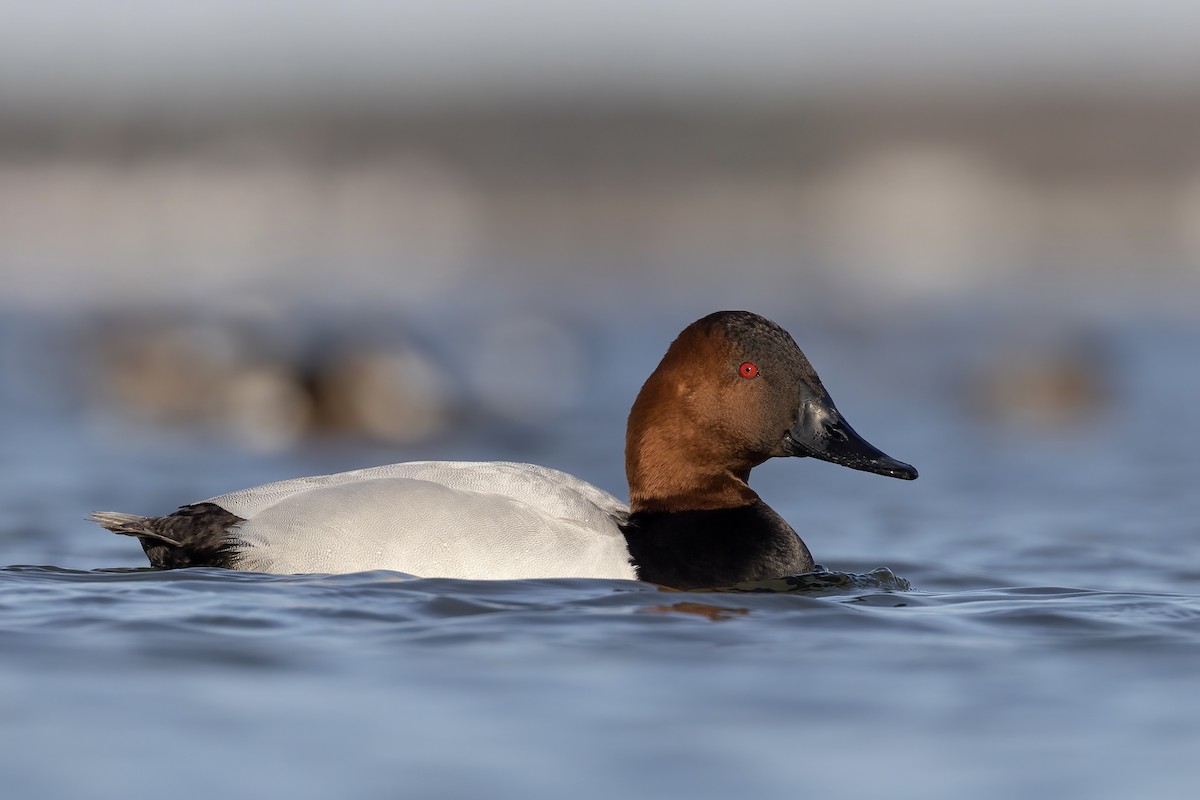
[2,301,1199,799]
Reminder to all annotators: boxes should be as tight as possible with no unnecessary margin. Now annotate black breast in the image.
[621,501,815,589]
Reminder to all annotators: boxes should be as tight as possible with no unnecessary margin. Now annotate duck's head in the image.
[626,310,917,513]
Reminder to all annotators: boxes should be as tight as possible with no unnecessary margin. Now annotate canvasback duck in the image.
[92,311,917,589]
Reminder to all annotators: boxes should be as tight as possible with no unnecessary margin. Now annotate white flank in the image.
[207,461,637,580]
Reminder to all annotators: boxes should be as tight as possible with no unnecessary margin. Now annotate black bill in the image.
[784,396,918,480]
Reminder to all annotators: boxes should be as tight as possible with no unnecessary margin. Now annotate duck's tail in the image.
[90,504,243,569]
[90,511,183,546]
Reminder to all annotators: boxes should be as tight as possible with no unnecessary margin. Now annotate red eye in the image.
[738,362,759,379]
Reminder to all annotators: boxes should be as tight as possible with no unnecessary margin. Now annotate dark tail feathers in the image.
[89,504,241,568]
[90,512,183,546]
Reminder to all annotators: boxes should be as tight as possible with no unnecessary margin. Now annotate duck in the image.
[91,310,917,589]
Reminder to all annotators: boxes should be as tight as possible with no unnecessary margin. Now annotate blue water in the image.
[2,301,1199,799]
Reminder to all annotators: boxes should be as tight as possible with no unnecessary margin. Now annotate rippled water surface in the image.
[2,303,1199,799]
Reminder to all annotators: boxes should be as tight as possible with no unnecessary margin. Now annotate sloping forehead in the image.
[706,310,792,351]
[695,311,821,385]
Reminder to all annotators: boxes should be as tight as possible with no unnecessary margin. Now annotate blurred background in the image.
[1,0,1199,503]
[6,1,1200,305]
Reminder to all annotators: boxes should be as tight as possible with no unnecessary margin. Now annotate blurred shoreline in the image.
[5,92,1200,309]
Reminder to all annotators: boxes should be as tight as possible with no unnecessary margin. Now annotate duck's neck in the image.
[624,370,761,514]
[627,459,760,513]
